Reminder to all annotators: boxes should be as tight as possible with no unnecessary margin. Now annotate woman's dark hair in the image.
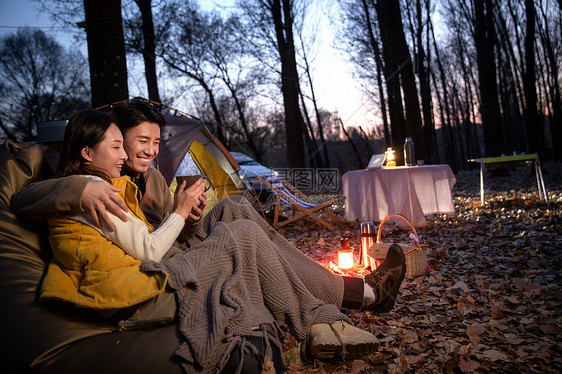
[110,97,166,134]
[57,109,114,182]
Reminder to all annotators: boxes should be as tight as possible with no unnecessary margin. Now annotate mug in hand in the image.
[176,175,212,192]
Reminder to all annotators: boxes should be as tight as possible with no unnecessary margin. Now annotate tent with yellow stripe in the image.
[155,110,252,213]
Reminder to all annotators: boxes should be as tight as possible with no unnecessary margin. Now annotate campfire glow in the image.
[328,257,373,277]
[323,238,374,277]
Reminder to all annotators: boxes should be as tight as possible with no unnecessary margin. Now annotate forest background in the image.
[0,0,560,179]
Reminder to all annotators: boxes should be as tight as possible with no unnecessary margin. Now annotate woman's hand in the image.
[172,179,205,220]
[187,192,208,223]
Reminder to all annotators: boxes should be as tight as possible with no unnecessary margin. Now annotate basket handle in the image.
[376,214,419,244]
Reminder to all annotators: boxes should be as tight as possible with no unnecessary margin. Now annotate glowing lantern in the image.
[338,238,354,269]
[385,147,396,167]
[338,250,354,269]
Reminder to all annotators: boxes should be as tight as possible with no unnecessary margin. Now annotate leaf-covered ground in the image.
[272,163,562,373]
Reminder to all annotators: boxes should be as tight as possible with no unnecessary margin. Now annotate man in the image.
[13,99,206,240]
[12,98,406,357]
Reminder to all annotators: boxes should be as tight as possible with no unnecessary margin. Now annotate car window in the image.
[230,152,255,164]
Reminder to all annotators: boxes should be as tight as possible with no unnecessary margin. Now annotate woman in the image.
[55,110,205,263]
[40,109,202,310]
[40,109,382,373]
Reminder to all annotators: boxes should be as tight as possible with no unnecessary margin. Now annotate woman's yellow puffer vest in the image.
[40,176,168,309]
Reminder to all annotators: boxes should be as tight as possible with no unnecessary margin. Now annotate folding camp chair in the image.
[256,175,344,229]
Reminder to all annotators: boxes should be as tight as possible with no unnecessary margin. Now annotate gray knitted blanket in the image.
[142,218,349,373]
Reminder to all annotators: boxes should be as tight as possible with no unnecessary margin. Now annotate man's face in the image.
[122,121,160,177]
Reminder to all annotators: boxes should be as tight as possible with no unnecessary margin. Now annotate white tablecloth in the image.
[342,165,456,228]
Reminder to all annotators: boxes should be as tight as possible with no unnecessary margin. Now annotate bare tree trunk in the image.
[299,91,323,168]
[450,81,466,167]
[83,0,128,108]
[496,42,517,152]
[134,0,160,102]
[504,0,526,117]
[430,66,448,165]
[537,2,562,159]
[456,32,479,158]
[272,0,306,168]
[359,126,374,155]
[495,8,526,152]
[339,118,363,167]
[430,20,457,169]
[523,0,540,153]
[376,0,424,163]
[375,0,407,163]
[473,0,505,156]
[362,0,391,147]
[416,0,436,163]
[425,0,439,161]
[299,40,329,167]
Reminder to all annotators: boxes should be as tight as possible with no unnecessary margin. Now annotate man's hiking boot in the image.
[309,321,378,360]
[364,243,406,313]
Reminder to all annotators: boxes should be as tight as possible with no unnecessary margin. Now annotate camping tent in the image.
[155,111,254,210]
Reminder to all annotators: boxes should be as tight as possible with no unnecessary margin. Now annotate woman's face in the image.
[82,123,128,179]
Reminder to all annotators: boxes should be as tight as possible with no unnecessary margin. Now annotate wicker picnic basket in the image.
[367,214,427,278]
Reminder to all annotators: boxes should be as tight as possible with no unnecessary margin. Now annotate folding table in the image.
[468,153,548,204]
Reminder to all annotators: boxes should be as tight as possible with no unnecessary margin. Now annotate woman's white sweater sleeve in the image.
[68,210,185,262]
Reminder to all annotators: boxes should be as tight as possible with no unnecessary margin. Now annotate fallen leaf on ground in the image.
[450,281,470,292]
[480,349,508,362]
[350,359,367,374]
[490,308,504,320]
[458,357,480,373]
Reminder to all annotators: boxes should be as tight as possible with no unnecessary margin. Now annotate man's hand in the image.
[81,179,129,231]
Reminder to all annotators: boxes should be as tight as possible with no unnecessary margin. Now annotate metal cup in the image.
[176,175,212,192]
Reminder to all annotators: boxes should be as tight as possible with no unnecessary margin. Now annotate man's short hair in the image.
[111,98,166,134]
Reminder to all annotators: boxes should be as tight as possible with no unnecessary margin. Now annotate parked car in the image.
[230,151,278,195]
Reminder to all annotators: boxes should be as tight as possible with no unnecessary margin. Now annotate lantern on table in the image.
[338,238,354,269]
[385,147,396,167]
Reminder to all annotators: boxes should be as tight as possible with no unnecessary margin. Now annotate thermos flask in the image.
[404,137,416,166]
[360,222,375,267]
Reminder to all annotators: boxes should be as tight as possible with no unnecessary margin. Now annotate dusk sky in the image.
[0,0,368,127]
